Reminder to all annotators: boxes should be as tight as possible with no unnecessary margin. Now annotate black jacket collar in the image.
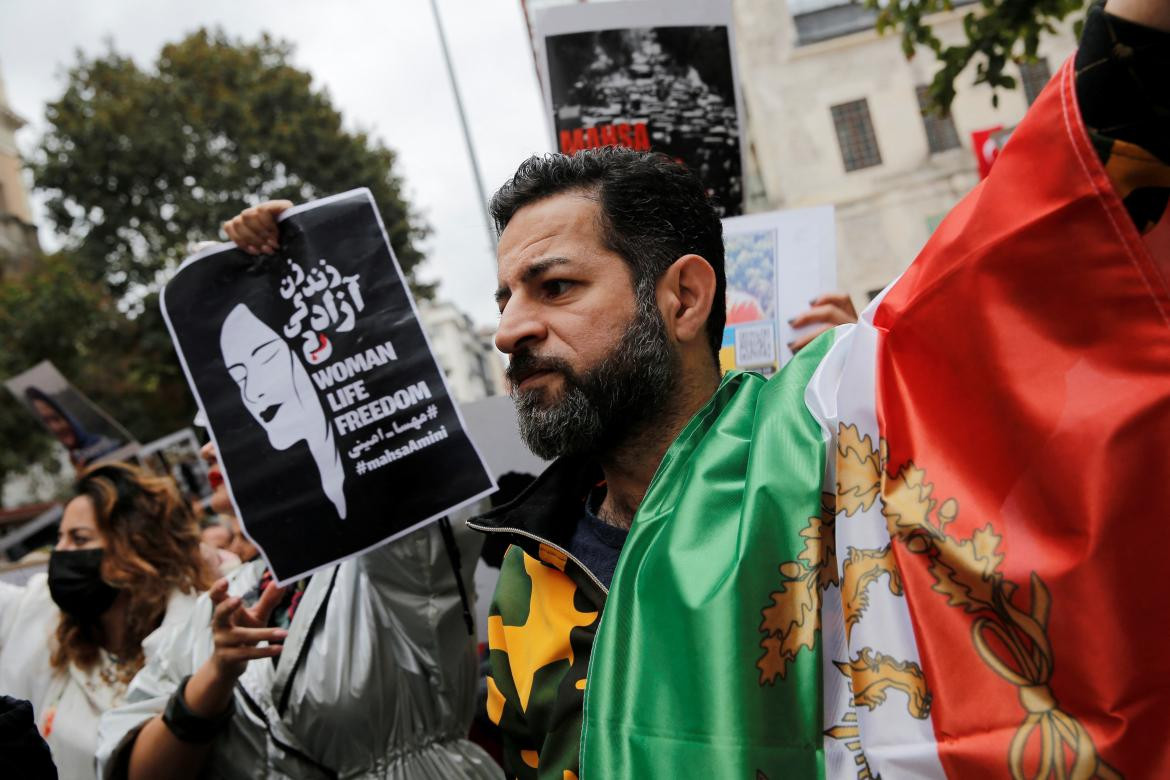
[468,455,608,602]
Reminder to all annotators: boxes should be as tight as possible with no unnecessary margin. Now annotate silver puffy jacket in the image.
[96,519,502,779]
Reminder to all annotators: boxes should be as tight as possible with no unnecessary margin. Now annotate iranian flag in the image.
[581,57,1169,778]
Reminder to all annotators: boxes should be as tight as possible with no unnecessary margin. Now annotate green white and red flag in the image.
[581,56,1170,778]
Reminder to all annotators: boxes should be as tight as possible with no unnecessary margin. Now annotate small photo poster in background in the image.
[720,206,837,375]
[137,428,211,504]
[4,360,139,469]
[534,0,747,216]
[162,189,496,583]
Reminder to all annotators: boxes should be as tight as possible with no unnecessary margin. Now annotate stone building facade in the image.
[418,298,507,403]
[735,0,1077,301]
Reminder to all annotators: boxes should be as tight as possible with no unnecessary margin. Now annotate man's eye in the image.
[542,280,574,298]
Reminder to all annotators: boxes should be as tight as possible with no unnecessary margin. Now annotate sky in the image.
[0,0,555,327]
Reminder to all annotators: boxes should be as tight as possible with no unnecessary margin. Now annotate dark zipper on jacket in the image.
[465,520,609,596]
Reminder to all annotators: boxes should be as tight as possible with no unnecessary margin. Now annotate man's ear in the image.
[658,254,717,345]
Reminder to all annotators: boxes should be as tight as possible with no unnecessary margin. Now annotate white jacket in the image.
[0,572,198,779]
[96,520,502,779]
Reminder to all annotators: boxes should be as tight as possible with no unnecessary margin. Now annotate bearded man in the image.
[465,150,732,778]
[470,0,1170,772]
[218,1,1168,769]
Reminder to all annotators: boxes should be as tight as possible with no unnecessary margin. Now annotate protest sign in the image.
[719,206,837,375]
[4,361,138,469]
[162,189,496,583]
[534,0,747,216]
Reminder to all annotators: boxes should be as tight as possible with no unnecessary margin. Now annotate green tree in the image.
[0,252,200,501]
[0,253,110,499]
[863,0,1087,114]
[32,28,429,298]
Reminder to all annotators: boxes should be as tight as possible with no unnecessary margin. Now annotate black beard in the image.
[508,291,680,461]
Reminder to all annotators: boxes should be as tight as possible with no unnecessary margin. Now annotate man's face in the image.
[495,192,679,459]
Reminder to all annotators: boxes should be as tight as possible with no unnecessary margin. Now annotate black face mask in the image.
[48,548,119,622]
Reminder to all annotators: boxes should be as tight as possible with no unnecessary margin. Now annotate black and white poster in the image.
[162,189,496,583]
[534,0,747,216]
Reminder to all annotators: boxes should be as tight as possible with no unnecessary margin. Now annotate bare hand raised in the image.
[222,200,293,255]
[788,292,859,353]
[208,578,288,683]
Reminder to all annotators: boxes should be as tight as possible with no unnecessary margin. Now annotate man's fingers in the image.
[789,324,831,353]
[222,220,241,247]
[247,582,288,626]
[810,291,848,307]
[257,201,291,252]
[222,200,292,254]
[225,219,263,253]
[788,304,830,328]
[228,215,267,254]
[789,304,850,329]
[239,208,276,240]
[808,291,859,320]
[259,200,294,217]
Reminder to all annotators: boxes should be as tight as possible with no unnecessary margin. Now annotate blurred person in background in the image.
[198,516,243,575]
[0,462,214,778]
[199,439,259,565]
[198,516,234,552]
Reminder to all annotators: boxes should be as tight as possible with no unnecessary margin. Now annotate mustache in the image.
[506,350,578,388]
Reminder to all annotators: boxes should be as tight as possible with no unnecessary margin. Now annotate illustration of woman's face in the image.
[220,304,326,450]
[32,398,78,449]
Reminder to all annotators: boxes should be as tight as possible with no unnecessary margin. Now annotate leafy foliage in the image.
[862,0,1088,114]
[31,28,429,297]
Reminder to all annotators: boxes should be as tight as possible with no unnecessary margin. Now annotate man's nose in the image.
[495,296,548,355]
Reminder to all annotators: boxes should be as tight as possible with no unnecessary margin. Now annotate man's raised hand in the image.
[222,200,293,255]
[788,292,859,353]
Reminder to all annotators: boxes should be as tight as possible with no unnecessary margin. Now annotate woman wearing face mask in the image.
[0,462,214,778]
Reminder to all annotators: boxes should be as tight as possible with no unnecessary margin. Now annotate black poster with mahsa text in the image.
[162,189,496,583]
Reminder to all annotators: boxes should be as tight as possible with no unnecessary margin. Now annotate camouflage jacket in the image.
[467,457,607,780]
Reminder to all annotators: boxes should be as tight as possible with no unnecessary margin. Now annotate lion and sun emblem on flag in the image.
[756,424,1118,780]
